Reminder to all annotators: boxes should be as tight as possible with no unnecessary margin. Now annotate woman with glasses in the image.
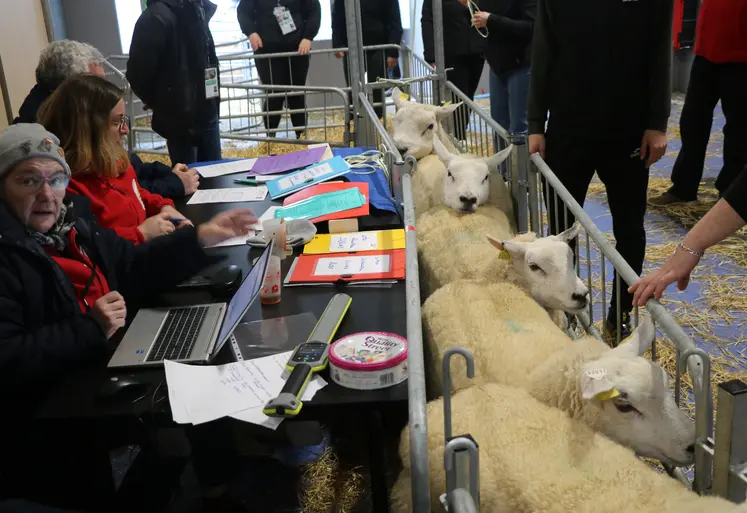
[38,74,191,244]
[0,123,257,511]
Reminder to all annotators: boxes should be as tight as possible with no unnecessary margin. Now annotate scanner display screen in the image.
[291,342,327,363]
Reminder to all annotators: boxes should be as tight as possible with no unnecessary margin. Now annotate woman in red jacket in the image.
[38,74,191,244]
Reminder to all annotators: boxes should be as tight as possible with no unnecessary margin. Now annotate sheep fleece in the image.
[391,383,738,513]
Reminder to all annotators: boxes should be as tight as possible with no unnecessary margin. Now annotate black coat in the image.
[421,0,487,64]
[126,0,220,142]
[237,0,321,47]
[0,195,213,414]
[12,84,52,125]
[480,0,536,76]
[331,0,403,59]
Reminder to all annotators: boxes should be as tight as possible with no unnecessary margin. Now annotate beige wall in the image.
[0,0,49,129]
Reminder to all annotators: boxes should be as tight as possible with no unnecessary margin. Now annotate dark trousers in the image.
[446,53,485,141]
[167,118,222,167]
[670,56,747,199]
[543,131,649,316]
[254,47,311,137]
[342,49,387,119]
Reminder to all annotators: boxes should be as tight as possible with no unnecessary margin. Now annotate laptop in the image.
[107,241,274,369]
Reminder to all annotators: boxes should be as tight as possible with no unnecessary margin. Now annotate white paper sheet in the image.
[164,350,327,427]
[194,159,257,178]
[186,186,268,205]
[313,254,391,276]
[329,232,379,252]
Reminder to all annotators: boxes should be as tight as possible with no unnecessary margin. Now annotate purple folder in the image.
[250,146,330,175]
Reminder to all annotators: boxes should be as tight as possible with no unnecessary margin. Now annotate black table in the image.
[33,169,410,512]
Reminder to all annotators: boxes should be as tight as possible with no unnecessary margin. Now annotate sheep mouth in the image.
[639,451,693,468]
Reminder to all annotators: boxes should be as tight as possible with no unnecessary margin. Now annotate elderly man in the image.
[13,39,198,199]
[0,123,254,511]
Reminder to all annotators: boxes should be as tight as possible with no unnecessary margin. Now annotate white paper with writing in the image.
[187,186,268,205]
[193,159,257,178]
[277,162,333,191]
[329,231,380,252]
[313,254,391,276]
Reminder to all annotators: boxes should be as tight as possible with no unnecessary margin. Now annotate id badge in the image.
[273,6,297,35]
[204,67,219,99]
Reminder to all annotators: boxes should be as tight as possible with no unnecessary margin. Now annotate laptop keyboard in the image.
[146,306,209,362]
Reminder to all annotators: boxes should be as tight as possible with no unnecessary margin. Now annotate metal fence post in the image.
[510,134,530,233]
[432,0,447,104]
[713,380,747,503]
[343,0,363,145]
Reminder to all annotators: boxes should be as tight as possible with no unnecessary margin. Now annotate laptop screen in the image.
[214,240,274,351]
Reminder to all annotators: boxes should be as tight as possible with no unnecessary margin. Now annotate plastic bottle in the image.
[260,219,287,305]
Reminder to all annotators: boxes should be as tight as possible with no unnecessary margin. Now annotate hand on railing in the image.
[528,134,546,158]
[335,51,344,58]
[298,39,312,55]
[628,246,700,307]
[248,33,263,52]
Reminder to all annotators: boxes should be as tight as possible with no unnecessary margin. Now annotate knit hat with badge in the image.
[0,123,71,179]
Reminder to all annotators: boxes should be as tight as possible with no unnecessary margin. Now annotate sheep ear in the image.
[580,367,620,401]
[435,102,461,120]
[485,235,505,250]
[612,317,654,358]
[392,87,405,109]
[499,239,526,259]
[556,221,581,244]
[432,132,454,165]
[485,144,514,170]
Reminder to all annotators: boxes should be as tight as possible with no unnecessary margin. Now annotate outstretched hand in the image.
[628,246,701,307]
[197,208,258,247]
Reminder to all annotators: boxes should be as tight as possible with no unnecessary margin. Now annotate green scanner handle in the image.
[263,362,314,417]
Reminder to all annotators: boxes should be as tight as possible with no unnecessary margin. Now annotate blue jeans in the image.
[167,120,222,167]
[489,67,530,177]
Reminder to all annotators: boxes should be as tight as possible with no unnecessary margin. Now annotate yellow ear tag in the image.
[399,91,409,101]
[595,388,620,401]
[498,249,511,261]
[442,100,452,107]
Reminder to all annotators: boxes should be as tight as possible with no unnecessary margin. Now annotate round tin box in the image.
[328,332,408,390]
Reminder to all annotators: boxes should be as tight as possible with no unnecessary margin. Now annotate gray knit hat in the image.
[0,123,71,179]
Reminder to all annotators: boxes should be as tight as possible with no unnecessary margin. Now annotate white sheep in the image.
[391,383,731,513]
[417,214,588,327]
[422,280,695,466]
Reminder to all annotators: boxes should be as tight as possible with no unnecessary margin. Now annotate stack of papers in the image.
[193,159,258,178]
[164,350,327,430]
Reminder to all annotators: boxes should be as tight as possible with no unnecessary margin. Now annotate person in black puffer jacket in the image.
[422,0,487,141]
[237,0,322,139]
[127,0,222,167]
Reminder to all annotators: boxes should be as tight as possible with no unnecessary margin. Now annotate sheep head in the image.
[390,86,461,160]
[579,318,696,467]
[433,134,514,213]
[485,222,589,313]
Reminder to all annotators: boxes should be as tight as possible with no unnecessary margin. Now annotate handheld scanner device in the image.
[263,293,352,418]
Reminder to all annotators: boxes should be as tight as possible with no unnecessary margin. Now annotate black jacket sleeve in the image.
[331,0,346,48]
[385,0,404,58]
[421,0,435,64]
[0,272,108,392]
[237,0,257,36]
[302,0,322,41]
[646,0,674,132]
[527,0,552,135]
[486,0,537,43]
[130,153,185,199]
[723,165,747,223]
[126,7,169,107]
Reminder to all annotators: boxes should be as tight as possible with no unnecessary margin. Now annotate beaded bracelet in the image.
[679,242,705,258]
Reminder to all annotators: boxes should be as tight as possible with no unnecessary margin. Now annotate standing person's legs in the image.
[507,66,530,135]
[288,54,311,138]
[167,137,198,167]
[367,50,387,119]
[196,117,222,163]
[489,70,510,176]
[254,52,287,134]
[595,137,650,343]
[715,62,747,195]
[445,57,469,141]
[652,56,719,204]
[542,131,597,239]
[341,54,353,113]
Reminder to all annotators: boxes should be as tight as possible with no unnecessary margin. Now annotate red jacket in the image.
[695,0,747,63]
[44,230,111,313]
[67,163,174,244]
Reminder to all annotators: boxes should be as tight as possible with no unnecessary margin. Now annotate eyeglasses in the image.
[14,173,70,194]
[114,115,130,132]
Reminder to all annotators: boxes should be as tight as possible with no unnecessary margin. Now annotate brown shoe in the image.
[648,191,697,207]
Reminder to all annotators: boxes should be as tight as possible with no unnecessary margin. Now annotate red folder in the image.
[287,249,405,283]
[282,182,369,223]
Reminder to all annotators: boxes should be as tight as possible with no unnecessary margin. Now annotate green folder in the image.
[273,188,366,221]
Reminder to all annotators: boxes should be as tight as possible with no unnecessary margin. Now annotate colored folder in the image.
[302,229,406,255]
[266,155,350,199]
[250,144,333,175]
[285,249,406,284]
[282,182,370,223]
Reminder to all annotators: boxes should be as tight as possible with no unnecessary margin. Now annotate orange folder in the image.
[282,182,369,223]
[286,249,405,283]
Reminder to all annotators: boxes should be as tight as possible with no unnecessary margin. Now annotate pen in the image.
[168,217,185,225]
[234,178,258,185]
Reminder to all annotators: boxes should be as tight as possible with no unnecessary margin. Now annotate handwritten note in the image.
[277,162,334,191]
[313,254,391,276]
[164,350,327,428]
[187,186,268,205]
[329,231,380,252]
[193,159,257,178]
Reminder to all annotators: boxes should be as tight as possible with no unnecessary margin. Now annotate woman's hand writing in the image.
[138,211,176,240]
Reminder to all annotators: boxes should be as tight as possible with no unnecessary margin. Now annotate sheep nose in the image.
[460,195,477,206]
[397,145,409,154]
[686,444,695,454]
[572,293,588,307]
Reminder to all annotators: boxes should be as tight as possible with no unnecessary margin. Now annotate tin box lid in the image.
[329,332,408,371]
